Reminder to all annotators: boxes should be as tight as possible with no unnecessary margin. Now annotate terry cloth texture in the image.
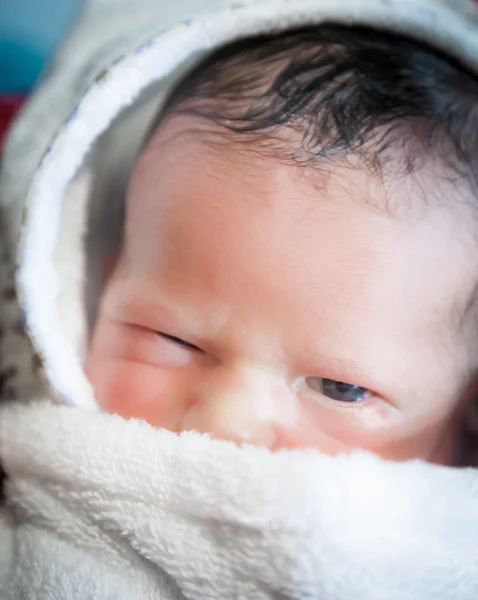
[1,0,478,598]
[2,401,478,600]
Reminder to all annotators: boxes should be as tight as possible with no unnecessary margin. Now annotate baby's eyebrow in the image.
[112,285,210,338]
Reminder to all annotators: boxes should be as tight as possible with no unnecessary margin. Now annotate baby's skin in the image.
[87,114,478,464]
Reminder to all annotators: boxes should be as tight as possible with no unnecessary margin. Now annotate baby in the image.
[86,26,478,465]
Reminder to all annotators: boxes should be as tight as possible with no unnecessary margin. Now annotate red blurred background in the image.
[0,95,25,152]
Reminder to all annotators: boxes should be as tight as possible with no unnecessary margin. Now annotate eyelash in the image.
[159,332,202,352]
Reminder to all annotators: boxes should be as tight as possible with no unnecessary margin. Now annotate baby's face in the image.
[87,115,478,463]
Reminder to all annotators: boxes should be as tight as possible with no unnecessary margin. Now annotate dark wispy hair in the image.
[153,25,478,184]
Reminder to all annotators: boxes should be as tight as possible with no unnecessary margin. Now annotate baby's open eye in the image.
[305,377,371,403]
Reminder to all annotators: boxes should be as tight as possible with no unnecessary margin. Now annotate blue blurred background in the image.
[0,0,81,93]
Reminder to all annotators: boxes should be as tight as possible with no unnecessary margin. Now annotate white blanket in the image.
[1,401,478,599]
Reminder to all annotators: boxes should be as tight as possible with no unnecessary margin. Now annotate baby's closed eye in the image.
[158,332,203,352]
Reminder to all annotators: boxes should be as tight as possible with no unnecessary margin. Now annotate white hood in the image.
[1,0,478,598]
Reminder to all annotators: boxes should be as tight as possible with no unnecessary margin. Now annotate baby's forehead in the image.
[132,114,478,308]
[141,113,475,222]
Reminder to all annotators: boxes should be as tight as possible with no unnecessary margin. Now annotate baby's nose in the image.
[180,366,295,448]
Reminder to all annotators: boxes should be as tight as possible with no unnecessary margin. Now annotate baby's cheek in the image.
[89,359,189,430]
[277,396,452,461]
[279,396,395,451]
